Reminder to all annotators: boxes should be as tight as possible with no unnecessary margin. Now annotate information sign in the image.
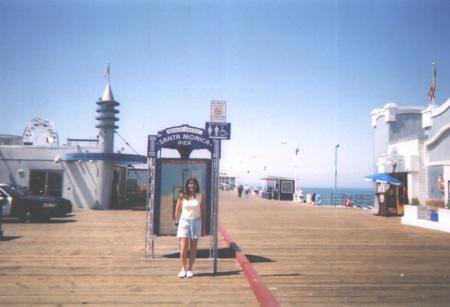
[205,122,231,140]
[210,100,226,122]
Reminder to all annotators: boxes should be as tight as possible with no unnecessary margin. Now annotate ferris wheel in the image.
[22,118,59,146]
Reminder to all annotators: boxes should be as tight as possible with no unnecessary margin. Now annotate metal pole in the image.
[144,159,150,258]
[281,141,298,197]
[294,147,299,201]
[212,139,220,274]
[334,144,340,205]
[209,166,214,259]
[209,154,215,259]
[145,157,156,258]
[150,157,156,257]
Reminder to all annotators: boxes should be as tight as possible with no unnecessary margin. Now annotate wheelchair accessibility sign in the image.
[205,122,231,140]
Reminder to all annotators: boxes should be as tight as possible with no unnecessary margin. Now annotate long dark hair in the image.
[185,177,200,197]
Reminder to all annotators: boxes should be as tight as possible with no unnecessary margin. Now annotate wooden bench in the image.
[425,199,445,210]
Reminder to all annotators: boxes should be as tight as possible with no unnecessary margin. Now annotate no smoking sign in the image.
[210,100,226,122]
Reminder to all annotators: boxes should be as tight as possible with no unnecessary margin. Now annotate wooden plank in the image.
[219,191,450,306]
[0,210,257,306]
[3,191,450,305]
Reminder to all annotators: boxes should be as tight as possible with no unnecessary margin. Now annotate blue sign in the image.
[205,122,231,140]
[155,124,213,153]
[64,152,147,164]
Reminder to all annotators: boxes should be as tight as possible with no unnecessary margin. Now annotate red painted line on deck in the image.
[219,223,280,307]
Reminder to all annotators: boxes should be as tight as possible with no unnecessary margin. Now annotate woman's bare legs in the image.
[180,238,189,271]
[188,239,199,271]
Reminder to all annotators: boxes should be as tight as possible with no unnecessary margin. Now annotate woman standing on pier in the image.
[175,177,206,278]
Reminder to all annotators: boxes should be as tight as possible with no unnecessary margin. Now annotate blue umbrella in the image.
[364,173,402,186]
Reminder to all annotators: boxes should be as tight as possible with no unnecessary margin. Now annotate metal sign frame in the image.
[145,124,226,275]
[210,139,220,273]
[144,156,156,258]
[144,135,158,258]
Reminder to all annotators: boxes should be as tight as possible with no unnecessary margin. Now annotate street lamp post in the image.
[247,155,259,186]
[281,141,300,200]
[334,144,340,205]
[294,147,299,190]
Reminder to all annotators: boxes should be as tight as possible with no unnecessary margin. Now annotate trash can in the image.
[376,192,388,216]
[430,211,439,222]
[315,194,321,204]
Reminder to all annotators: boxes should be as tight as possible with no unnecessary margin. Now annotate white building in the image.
[0,80,146,210]
[371,98,450,209]
[219,172,237,190]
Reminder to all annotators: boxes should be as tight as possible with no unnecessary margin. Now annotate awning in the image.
[64,152,147,165]
[364,173,402,186]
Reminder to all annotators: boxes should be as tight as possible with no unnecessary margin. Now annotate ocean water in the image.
[301,187,374,207]
[302,187,373,196]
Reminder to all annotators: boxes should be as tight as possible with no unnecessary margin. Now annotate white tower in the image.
[95,81,119,209]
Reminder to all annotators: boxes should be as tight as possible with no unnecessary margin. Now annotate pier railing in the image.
[320,193,375,209]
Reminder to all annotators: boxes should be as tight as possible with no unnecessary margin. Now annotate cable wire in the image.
[114,130,140,155]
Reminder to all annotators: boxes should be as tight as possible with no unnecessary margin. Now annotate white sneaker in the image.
[186,271,194,278]
[178,270,186,278]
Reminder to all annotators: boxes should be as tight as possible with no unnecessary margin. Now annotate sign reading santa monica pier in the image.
[153,124,213,154]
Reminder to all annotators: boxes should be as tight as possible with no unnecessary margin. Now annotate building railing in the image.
[67,138,98,147]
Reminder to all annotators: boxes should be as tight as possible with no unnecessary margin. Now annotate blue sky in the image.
[1,0,450,188]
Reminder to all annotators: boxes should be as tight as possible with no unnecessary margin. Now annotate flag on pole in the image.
[428,62,436,104]
[103,63,110,80]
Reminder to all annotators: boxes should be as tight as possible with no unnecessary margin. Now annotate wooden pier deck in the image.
[0,207,256,306]
[1,191,450,306]
[220,192,450,306]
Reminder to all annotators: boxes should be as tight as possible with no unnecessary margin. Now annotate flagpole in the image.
[104,63,111,83]
[432,61,436,105]
[107,63,111,83]
[428,61,436,106]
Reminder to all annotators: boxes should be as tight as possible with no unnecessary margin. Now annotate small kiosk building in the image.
[260,176,295,201]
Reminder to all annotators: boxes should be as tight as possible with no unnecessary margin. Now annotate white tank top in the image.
[181,194,201,219]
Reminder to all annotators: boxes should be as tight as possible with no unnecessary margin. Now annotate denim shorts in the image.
[177,217,202,239]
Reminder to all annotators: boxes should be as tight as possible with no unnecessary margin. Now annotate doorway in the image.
[390,172,408,215]
[390,172,408,202]
[29,170,63,197]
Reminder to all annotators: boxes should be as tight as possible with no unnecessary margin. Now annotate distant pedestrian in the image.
[238,185,243,198]
[311,192,316,204]
[244,184,250,198]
